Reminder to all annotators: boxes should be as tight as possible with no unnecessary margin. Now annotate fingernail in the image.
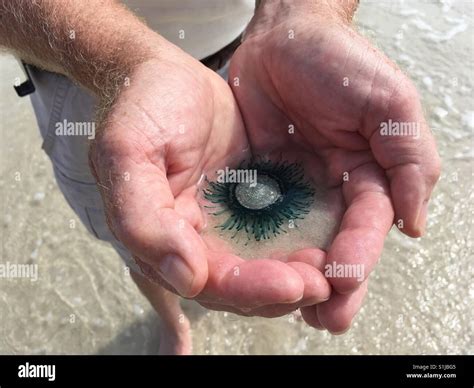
[415,201,428,236]
[135,258,162,283]
[301,295,330,307]
[287,294,304,304]
[156,254,194,297]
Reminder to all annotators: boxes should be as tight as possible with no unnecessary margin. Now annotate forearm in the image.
[0,0,170,99]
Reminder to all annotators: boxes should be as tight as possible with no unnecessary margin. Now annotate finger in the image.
[135,257,307,317]
[174,186,205,231]
[363,77,441,237]
[242,261,332,317]
[286,262,331,305]
[327,162,393,294]
[200,300,303,319]
[133,256,185,296]
[316,280,369,335]
[199,301,297,318]
[199,260,330,318]
[300,306,325,330]
[198,301,252,316]
[198,252,305,309]
[249,303,301,318]
[232,260,332,317]
[285,248,327,272]
[90,142,208,298]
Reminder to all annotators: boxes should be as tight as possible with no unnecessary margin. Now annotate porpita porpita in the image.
[203,160,315,242]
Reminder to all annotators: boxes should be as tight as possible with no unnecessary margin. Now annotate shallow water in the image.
[0,0,472,354]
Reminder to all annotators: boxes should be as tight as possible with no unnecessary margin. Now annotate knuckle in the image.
[112,217,146,251]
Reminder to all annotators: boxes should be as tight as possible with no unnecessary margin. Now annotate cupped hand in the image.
[88,44,331,317]
[229,9,440,332]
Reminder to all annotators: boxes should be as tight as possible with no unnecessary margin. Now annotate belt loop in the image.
[14,61,36,97]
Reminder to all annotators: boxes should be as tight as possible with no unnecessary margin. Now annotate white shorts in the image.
[28,63,229,274]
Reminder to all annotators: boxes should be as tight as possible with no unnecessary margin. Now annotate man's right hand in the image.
[89,45,331,317]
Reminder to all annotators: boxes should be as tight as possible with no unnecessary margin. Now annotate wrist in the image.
[247,0,358,39]
[73,30,172,103]
[94,39,209,128]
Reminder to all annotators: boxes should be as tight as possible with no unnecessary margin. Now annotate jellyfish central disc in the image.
[234,175,282,210]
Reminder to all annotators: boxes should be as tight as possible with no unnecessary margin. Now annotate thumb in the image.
[125,207,208,298]
[90,143,208,298]
[366,79,441,237]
